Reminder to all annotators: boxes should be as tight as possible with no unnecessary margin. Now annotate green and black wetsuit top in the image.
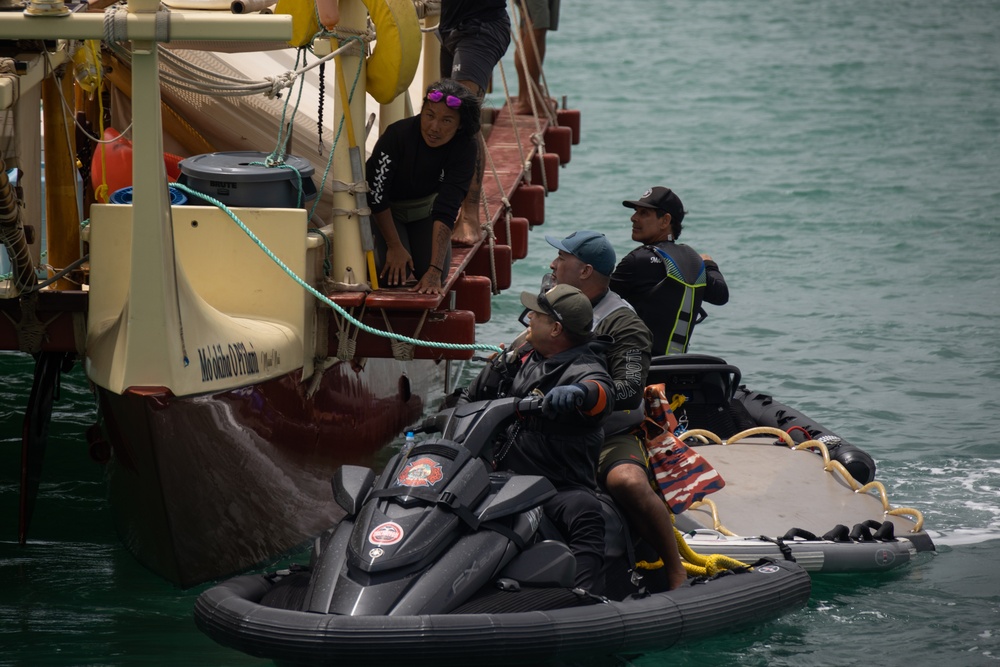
[609,241,728,356]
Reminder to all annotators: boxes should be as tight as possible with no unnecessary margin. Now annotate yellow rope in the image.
[678,429,723,445]
[686,498,737,536]
[633,507,750,579]
[678,426,926,534]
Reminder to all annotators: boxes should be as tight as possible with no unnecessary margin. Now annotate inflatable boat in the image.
[195,396,811,666]
[646,355,935,573]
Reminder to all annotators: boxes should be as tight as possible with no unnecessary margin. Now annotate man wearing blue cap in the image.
[544,230,688,591]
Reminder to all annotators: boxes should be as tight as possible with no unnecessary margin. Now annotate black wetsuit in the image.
[464,338,614,591]
[610,242,729,356]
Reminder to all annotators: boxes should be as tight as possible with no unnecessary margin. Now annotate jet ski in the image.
[195,395,810,666]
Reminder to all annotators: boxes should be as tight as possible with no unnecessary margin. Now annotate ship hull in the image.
[99,357,443,587]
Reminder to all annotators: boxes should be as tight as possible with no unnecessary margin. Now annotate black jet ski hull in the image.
[194,558,809,666]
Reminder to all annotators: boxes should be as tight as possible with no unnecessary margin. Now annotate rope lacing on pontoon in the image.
[503,0,555,196]
[479,144,512,296]
[333,303,364,361]
[677,426,925,533]
[494,56,550,196]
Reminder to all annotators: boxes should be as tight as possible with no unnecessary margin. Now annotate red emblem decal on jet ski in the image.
[369,522,404,546]
[396,457,444,487]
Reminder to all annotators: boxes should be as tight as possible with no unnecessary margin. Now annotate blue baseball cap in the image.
[545,231,616,276]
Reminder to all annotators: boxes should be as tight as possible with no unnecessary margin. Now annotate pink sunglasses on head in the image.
[426,89,462,109]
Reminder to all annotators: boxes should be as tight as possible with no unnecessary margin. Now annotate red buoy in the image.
[557,108,581,145]
[531,152,560,193]
[452,274,492,323]
[510,183,545,226]
[494,216,529,260]
[543,125,572,165]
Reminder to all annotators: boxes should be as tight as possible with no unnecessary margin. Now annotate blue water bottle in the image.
[402,431,415,455]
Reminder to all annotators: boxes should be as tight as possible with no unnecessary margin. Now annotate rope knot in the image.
[264,71,296,100]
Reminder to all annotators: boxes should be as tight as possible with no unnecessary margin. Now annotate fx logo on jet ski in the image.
[396,457,444,487]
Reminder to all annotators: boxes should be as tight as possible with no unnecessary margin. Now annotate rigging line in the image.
[268,47,304,162]
[42,49,134,146]
[496,57,548,195]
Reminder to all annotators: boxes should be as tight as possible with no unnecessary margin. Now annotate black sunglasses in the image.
[518,291,564,328]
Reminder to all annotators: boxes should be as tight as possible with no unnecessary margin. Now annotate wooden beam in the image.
[41,66,82,290]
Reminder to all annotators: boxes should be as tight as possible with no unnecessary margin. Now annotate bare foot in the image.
[512,96,558,116]
[451,213,482,247]
[667,566,688,591]
[512,100,534,115]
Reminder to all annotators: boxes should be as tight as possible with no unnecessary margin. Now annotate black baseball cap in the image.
[623,186,685,225]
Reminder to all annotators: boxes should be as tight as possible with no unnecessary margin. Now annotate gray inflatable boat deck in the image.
[674,434,934,573]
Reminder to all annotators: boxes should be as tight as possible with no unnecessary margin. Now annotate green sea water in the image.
[3,0,1000,664]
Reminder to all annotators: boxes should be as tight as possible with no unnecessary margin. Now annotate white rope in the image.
[104,4,129,44]
[108,38,354,100]
[42,49,133,146]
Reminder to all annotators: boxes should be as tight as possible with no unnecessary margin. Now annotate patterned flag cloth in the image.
[639,384,726,514]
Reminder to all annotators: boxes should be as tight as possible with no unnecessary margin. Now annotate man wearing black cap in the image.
[463,284,614,592]
[612,186,729,356]
[544,231,687,591]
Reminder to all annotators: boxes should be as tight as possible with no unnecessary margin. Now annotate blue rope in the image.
[171,182,502,355]
[248,161,305,208]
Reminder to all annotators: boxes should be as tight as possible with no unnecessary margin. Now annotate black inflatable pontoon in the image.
[195,559,810,666]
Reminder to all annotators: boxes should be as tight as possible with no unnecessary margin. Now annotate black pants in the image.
[543,489,605,592]
[372,214,451,282]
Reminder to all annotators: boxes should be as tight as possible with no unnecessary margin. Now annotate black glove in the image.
[542,384,585,417]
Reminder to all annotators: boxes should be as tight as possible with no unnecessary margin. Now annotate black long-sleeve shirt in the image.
[366,115,476,229]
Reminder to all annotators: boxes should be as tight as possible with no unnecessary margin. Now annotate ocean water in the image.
[3,0,1000,664]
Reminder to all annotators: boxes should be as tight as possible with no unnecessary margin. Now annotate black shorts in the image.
[519,0,561,30]
[597,432,649,486]
[438,15,512,93]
